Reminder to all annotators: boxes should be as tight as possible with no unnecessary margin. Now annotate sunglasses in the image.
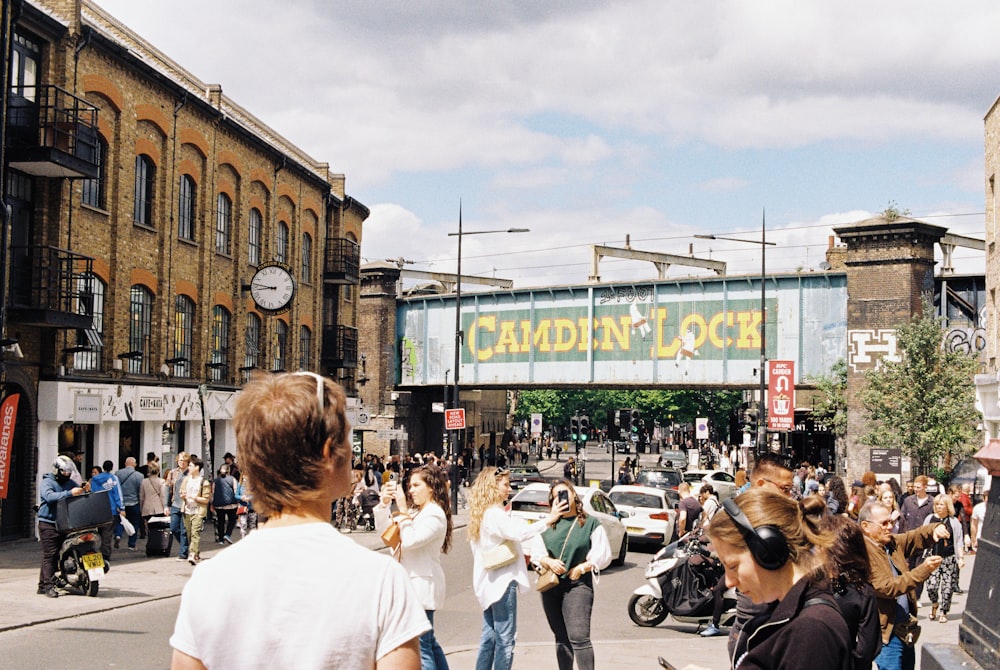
[494,467,509,478]
[291,371,326,413]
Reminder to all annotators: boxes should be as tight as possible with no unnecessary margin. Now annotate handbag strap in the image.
[555,519,576,561]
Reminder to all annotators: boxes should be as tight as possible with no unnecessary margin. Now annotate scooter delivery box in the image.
[55,489,114,533]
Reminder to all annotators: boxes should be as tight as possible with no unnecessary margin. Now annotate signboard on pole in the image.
[445,408,466,430]
[695,417,709,440]
[530,413,543,436]
[767,360,795,431]
[870,448,903,482]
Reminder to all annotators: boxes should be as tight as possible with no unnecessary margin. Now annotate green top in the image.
[542,515,600,576]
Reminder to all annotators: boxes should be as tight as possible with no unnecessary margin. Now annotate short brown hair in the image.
[234,372,350,516]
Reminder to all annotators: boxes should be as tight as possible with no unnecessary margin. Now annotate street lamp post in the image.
[696,210,775,457]
[448,208,529,513]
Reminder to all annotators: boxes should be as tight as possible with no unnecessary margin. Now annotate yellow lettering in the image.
[495,320,521,355]
[472,315,496,362]
[736,310,761,348]
[654,307,682,358]
[552,318,577,352]
[708,311,734,348]
[599,316,631,352]
[533,321,551,352]
[679,314,708,349]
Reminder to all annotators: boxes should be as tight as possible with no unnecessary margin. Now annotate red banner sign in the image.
[767,361,795,432]
[0,393,20,500]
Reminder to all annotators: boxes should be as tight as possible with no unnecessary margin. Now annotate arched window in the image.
[210,306,231,382]
[245,313,262,372]
[173,296,195,378]
[128,285,154,374]
[216,193,232,255]
[81,136,108,208]
[273,320,288,372]
[248,208,262,265]
[301,232,312,284]
[178,175,196,240]
[276,221,289,263]
[299,325,312,370]
[73,273,105,371]
[134,155,155,226]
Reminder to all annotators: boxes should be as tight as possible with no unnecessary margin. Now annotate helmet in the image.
[52,455,76,477]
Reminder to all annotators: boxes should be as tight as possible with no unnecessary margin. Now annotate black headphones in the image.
[721,497,790,570]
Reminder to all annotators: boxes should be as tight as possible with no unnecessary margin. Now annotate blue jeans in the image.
[170,507,189,558]
[875,633,915,670]
[421,610,449,670]
[475,581,518,670]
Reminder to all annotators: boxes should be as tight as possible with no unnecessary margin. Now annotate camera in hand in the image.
[558,490,569,506]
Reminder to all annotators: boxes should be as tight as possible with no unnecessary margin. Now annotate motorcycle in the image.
[58,527,107,596]
[627,532,736,630]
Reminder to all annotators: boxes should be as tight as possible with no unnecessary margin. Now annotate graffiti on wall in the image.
[848,329,900,372]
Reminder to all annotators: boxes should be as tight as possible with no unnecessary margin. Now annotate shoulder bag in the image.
[482,539,519,570]
[381,521,402,560]
[536,521,575,592]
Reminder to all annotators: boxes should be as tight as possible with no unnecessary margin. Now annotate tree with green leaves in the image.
[808,358,848,458]
[859,298,980,474]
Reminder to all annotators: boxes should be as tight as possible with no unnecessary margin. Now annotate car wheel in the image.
[612,532,628,566]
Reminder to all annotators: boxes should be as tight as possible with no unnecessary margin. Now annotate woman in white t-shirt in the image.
[468,467,566,670]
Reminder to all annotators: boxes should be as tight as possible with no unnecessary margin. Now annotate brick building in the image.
[0,0,364,539]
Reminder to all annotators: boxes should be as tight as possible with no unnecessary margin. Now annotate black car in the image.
[635,467,684,492]
[614,441,631,454]
[508,465,546,491]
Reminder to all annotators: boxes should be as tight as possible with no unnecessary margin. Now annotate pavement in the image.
[0,455,977,669]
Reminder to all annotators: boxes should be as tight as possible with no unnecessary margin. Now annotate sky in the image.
[90,0,995,289]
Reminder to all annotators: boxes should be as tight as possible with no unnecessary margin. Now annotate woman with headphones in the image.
[706,487,850,670]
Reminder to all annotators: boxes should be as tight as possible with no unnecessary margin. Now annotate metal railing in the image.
[9,245,95,315]
[321,324,358,369]
[323,237,360,284]
[7,85,100,164]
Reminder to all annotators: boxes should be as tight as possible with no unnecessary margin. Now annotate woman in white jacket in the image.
[375,464,453,670]
[469,467,566,670]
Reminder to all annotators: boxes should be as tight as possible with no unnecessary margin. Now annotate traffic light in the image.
[619,408,631,434]
[630,409,641,432]
[606,410,619,440]
[579,415,590,442]
[570,415,580,441]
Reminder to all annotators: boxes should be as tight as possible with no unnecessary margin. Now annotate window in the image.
[173,296,195,378]
[299,326,312,370]
[216,193,232,255]
[273,321,288,372]
[210,306,231,382]
[276,221,289,263]
[134,155,155,226]
[73,273,105,371]
[81,136,107,208]
[10,32,39,100]
[301,233,312,284]
[128,285,153,374]
[178,175,195,240]
[248,208,262,265]
[245,313,262,371]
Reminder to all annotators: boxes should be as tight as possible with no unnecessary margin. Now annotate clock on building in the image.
[249,261,295,314]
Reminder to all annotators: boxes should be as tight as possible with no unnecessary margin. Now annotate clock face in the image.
[250,263,295,314]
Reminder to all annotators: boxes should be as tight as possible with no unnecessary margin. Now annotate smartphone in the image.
[557,490,569,506]
[657,657,679,670]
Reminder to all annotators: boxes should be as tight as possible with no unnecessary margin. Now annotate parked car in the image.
[508,483,629,566]
[608,484,677,548]
[682,469,738,500]
[635,467,684,492]
[508,465,547,492]
[614,441,631,454]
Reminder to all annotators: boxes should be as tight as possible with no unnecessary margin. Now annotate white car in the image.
[608,484,677,548]
[683,469,738,500]
[508,483,629,566]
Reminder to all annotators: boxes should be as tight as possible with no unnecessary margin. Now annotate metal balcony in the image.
[8,245,96,329]
[323,237,360,284]
[6,85,100,179]
[320,324,358,369]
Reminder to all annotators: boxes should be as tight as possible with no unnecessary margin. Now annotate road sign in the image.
[445,408,466,430]
[696,417,708,439]
[530,413,543,435]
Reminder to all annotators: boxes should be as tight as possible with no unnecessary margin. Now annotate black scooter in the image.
[55,489,113,597]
